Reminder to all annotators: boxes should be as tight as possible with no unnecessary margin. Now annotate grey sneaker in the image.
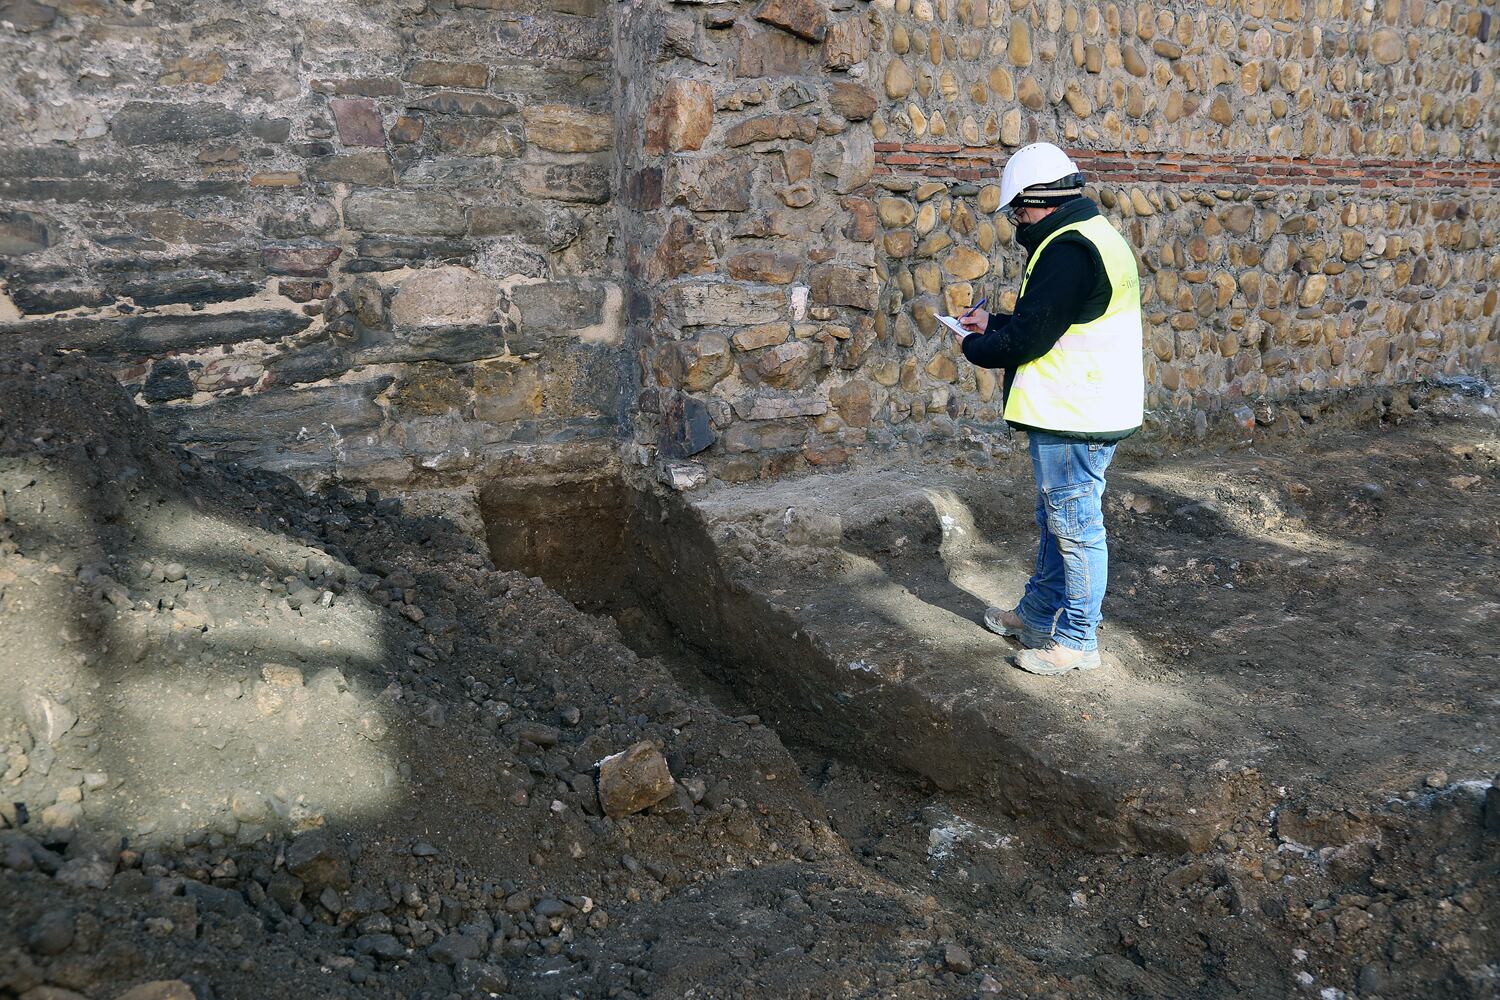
[983,606,1052,648]
[1012,643,1102,676]
[982,605,1026,637]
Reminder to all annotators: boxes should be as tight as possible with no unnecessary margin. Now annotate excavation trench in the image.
[475,470,1238,856]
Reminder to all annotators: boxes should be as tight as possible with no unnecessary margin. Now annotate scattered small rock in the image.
[284,830,350,892]
[261,663,304,688]
[22,693,78,744]
[25,908,76,955]
[597,741,675,818]
[943,942,974,974]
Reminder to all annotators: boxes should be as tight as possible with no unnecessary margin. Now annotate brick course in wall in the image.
[875,143,1500,187]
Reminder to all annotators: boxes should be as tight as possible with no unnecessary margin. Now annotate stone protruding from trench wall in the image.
[0,0,626,485]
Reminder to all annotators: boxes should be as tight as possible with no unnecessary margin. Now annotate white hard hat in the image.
[998,142,1085,215]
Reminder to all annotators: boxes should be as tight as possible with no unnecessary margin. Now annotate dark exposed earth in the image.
[1,343,1497,1000]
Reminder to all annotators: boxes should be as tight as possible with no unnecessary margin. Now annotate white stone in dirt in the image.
[389,266,499,327]
[596,741,675,817]
[261,663,304,687]
[23,693,77,744]
[231,789,268,823]
[658,461,708,492]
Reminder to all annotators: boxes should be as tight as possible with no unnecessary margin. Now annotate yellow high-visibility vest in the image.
[1003,214,1144,436]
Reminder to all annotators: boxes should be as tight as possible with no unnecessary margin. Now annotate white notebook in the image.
[936,314,971,337]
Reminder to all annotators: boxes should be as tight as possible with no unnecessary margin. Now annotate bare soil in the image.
[1,344,1497,1000]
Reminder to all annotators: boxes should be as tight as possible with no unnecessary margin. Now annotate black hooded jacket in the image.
[959,196,1134,442]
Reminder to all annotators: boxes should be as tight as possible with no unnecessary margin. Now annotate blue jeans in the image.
[1015,430,1116,652]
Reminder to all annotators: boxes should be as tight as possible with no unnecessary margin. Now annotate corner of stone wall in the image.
[618,0,891,486]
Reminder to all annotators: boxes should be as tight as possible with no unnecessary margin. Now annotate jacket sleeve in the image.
[959,240,1098,371]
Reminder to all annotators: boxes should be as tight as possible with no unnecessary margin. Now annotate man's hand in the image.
[959,307,989,334]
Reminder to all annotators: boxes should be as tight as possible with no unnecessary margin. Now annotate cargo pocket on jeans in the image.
[1043,481,1093,539]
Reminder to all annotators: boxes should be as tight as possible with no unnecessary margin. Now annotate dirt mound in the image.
[0,347,979,999]
[1,345,1496,1000]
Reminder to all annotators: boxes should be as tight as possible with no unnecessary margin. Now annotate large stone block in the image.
[470,200,579,250]
[360,325,511,366]
[110,102,244,145]
[493,12,611,62]
[404,61,489,88]
[263,245,343,277]
[726,250,800,284]
[722,418,808,452]
[658,391,717,458]
[748,340,816,388]
[153,380,393,476]
[0,0,57,31]
[472,360,543,423]
[309,152,395,186]
[487,60,611,103]
[115,274,259,308]
[344,191,467,235]
[730,391,827,419]
[654,215,715,279]
[823,17,870,69]
[122,311,311,355]
[432,119,525,157]
[755,0,827,42]
[514,162,611,204]
[0,210,52,255]
[809,263,875,310]
[724,113,820,147]
[829,81,876,121]
[511,280,606,330]
[330,98,385,147]
[666,155,751,212]
[390,266,499,327]
[143,358,196,402]
[663,282,785,327]
[391,364,471,416]
[673,333,734,391]
[828,379,873,426]
[644,79,714,155]
[735,22,817,77]
[818,130,872,193]
[408,92,518,118]
[596,742,674,817]
[522,105,612,153]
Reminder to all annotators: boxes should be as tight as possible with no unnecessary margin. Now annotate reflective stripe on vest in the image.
[1003,214,1145,435]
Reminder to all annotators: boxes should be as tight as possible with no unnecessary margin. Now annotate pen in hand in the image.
[956,296,988,336]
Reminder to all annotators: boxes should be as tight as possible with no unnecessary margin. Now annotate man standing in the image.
[955,142,1144,676]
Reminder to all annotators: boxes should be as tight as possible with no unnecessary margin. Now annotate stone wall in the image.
[618,0,885,483]
[0,0,624,485]
[2,0,1496,486]
[621,0,1498,482]
[866,0,1500,441]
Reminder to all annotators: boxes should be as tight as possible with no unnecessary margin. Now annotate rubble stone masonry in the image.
[2,0,1496,484]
